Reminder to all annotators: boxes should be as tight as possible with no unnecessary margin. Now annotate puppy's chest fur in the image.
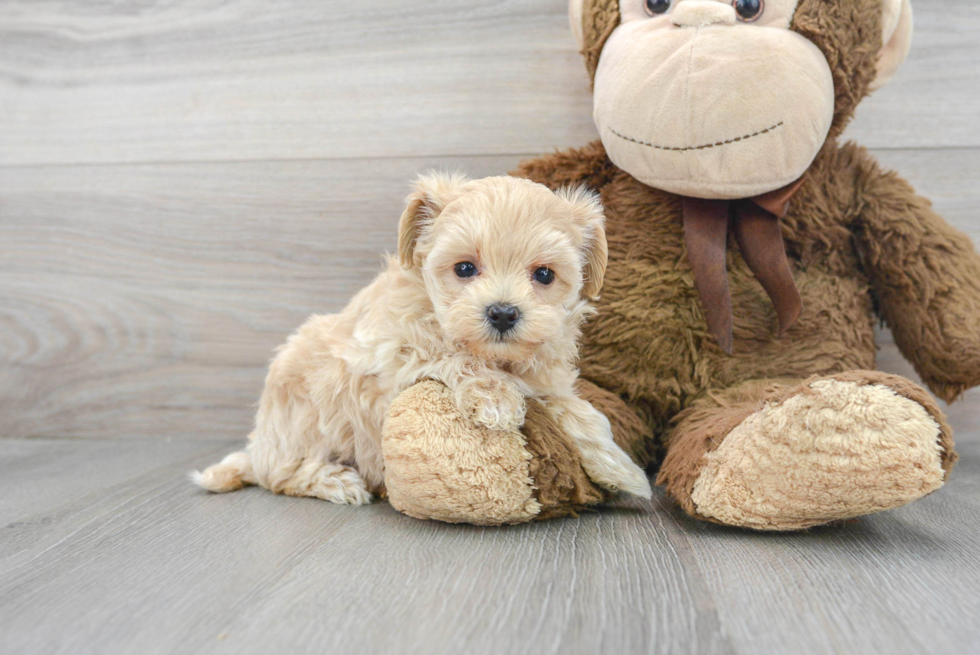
[321,264,560,410]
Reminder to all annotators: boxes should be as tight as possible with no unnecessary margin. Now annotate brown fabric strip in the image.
[732,202,804,335]
[682,198,734,354]
[680,179,806,352]
[751,176,807,219]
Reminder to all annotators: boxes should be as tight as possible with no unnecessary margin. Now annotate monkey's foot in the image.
[659,372,956,531]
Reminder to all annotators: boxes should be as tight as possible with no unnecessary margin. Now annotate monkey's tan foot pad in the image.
[690,375,950,531]
[382,380,609,526]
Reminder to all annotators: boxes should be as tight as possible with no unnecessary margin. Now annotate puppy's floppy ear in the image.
[871,0,913,91]
[398,172,469,268]
[559,186,607,301]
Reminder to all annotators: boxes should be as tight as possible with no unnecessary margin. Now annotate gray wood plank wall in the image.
[3,3,980,655]
[1,0,978,444]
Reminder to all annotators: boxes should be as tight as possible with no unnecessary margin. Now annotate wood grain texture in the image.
[0,155,523,439]
[2,150,977,441]
[0,0,594,165]
[0,437,977,655]
[2,1,979,654]
[0,438,229,526]
[0,0,977,166]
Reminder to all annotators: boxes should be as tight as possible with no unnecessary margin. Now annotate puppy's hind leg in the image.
[192,450,256,493]
[277,460,373,505]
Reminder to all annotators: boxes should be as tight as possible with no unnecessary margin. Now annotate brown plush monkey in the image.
[383,0,980,529]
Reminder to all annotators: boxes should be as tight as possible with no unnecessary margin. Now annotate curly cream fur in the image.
[193,174,650,504]
[690,379,945,530]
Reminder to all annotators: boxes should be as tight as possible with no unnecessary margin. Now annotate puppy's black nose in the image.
[487,304,520,334]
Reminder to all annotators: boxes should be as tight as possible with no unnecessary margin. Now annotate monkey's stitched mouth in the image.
[608,122,784,152]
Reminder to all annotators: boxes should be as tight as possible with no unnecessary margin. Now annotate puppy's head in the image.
[398,173,606,362]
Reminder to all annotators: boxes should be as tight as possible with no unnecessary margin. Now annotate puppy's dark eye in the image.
[645,0,671,16]
[533,267,555,285]
[732,0,764,22]
[454,262,478,278]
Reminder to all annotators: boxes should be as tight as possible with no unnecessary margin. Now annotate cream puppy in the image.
[193,174,652,504]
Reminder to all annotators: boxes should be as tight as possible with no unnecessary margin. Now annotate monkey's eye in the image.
[644,0,671,16]
[454,262,478,278]
[732,0,764,22]
[532,267,555,285]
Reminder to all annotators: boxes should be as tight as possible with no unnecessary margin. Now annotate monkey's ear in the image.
[569,0,585,51]
[573,0,620,82]
[398,172,469,268]
[560,186,608,301]
[871,0,913,91]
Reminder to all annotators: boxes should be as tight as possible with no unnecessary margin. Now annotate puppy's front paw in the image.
[456,379,527,431]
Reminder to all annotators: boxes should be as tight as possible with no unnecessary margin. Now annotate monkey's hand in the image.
[856,163,980,402]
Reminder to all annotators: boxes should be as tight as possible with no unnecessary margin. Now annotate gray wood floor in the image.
[1,438,978,655]
[1,1,979,653]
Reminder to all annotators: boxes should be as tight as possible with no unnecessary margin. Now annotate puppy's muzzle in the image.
[487,304,520,335]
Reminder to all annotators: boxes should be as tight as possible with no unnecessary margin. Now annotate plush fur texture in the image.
[523,395,613,520]
[383,380,611,524]
[855,163,980,403]
[657,371,955,529]
[579,0,619,82]
[689,378,945,531]
[383,380,542,525]
[514,136,974,527]
[196,0,973,530]
[519,141,873,416]
[194,174,651,505]
[460,0,976,529]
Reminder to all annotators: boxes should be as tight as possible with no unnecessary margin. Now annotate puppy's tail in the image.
[191,450,256,493]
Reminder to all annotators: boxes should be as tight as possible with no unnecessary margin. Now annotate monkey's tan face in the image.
[594,0,834,199]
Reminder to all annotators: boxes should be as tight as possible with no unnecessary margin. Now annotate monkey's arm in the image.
[512,141,616,191]
[853,150,980,403]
